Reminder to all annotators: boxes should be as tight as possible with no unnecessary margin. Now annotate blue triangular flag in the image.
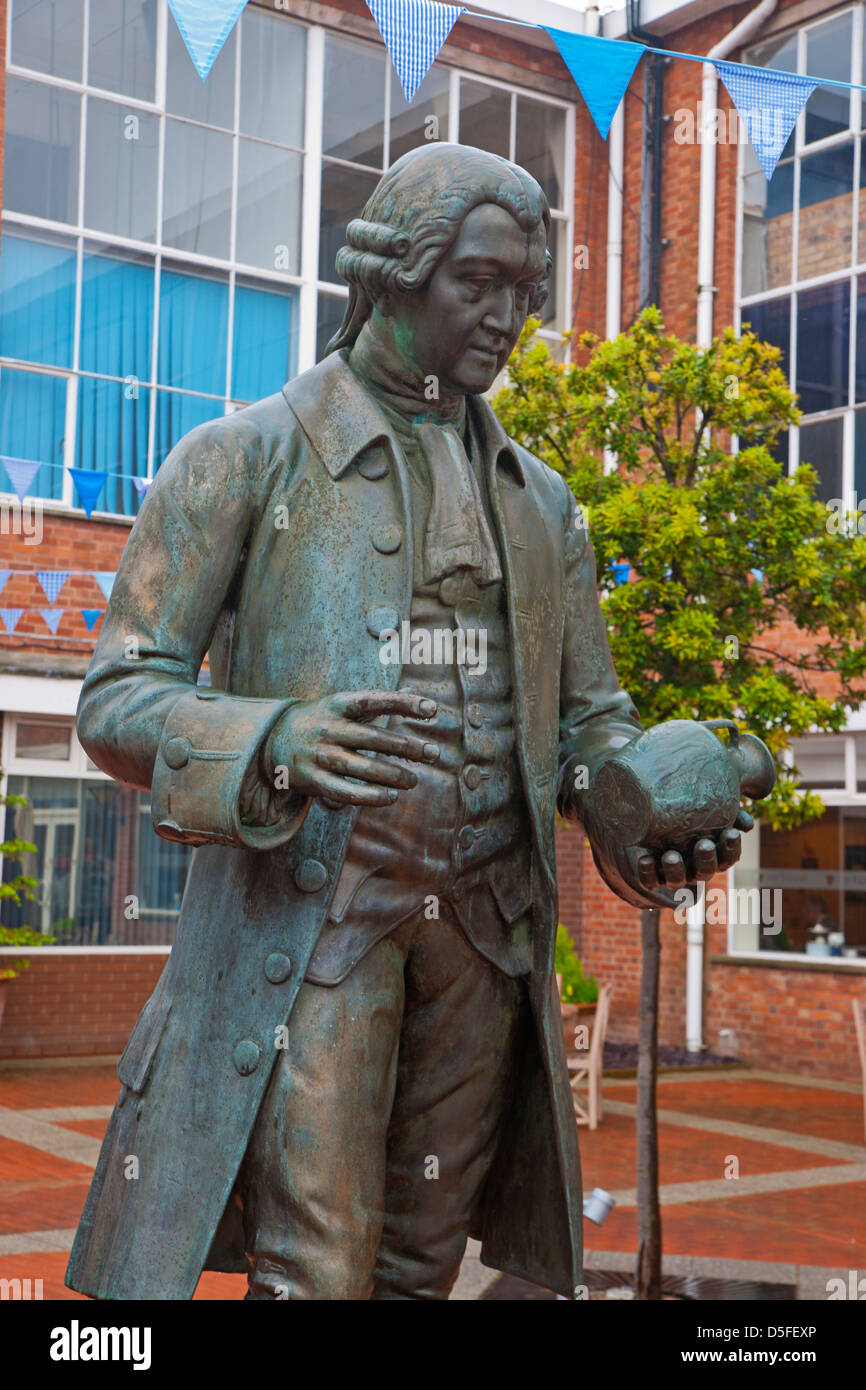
[93,572,116,603]
[168,0,248,81]
[68,468,108,518]
[36,571,69,604]
[0,572,10,596]
[366,0,465,103]
[0,609,23,634]
[40,608,63,635]
[133,477,152,497]
[81,609,103,632]
[610,562,631,586]
[1,456,41,502]
[714,60,817,180]
[545,30,645,140]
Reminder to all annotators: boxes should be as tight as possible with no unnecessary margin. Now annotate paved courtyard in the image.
[0,1062,863,1300]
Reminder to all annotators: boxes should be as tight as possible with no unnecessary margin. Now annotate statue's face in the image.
[385,202,549,395]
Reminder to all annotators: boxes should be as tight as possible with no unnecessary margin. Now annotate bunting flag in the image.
[714,60,817,180]
[36,571,70,604]
[366,0,465,102]
[81,610,104,632]
[2,457,42,503]
[610,562,631,586]
[0,572,10,597]
[544,29,645,140]
[93,572,116,603]
[133,477,153,497]
[68,468,108,518]
[39,609,63,635]
[167,0,249,81]
[0,610,23,634]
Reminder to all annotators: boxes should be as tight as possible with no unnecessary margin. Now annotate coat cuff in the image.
[151,689,310,850]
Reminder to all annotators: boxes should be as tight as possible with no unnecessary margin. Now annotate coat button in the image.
[264,952,293,984]
[358,455,388,480]
[458,825,476,849]
[295,858,327,893]
[366,606,400,638]
[467,703,484,728]
[463,764,482,790]
[439,575,464,606]
[163,736,191,769]
[371,524,402,553]
[232,1039,261,1076]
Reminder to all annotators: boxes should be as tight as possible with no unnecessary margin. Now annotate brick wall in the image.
[0,953,166,1060]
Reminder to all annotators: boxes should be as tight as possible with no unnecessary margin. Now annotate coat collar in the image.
[282,350,526,488]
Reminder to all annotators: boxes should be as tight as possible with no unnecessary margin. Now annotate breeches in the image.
[237,901,525,1300]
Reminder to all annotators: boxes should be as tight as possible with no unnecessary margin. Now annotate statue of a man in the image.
[66,143,745,1301]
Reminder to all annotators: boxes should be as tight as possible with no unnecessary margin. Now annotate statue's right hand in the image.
[264,690,440,806]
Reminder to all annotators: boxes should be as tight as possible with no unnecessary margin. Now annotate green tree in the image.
[494,307,866,1299]
[0,773,40,980]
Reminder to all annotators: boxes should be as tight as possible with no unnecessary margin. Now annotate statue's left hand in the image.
[588,806,754,911]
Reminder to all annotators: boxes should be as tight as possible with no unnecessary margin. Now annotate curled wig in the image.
[325,142,552,355]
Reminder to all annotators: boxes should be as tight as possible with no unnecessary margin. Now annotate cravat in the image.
[412,420,503,588]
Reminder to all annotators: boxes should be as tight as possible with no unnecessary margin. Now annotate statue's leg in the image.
[237,935,407,1300]
[370,903,525,1300]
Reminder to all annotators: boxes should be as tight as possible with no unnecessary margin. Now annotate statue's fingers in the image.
[734,808,755,832]
[636,851,660,890]
[693,838,718,880]
[660,850,687,889]
[716,827,742,868]
[336,690,438,722]
[316,745,417,789]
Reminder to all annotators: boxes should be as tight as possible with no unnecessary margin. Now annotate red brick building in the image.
[1,0,864,1081]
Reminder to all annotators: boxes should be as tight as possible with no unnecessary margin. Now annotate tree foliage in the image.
[493,308,866,828]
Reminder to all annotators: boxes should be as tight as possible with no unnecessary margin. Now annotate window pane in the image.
[854,409,866,499]
[854,274,866,403]
[0,233,76,368]
[0,367,67,501]
[741,149,793,296]
[158,267,228,395]
[166,10,235,128]
[316,292,348,362]
[80,248,153,382]
[796,280,849,413]
[741,296,791,381]
[240,10,306,147]
[10,0,84,80]
[516,98,566,209]
[459,80,510,158]
[798,415,844,503]
[232,282,299,400]
[541,218,566,328]
[84,98,158,242]
[759,809,843,954]
[88,0,157,101]
[76,376,149,516]
[15,722,71,760]
[389,65,450,165]
[236,141,302,274]
[804,13,851,145]
[154,390,225,471]
[323,35,384,167]
[749,32,799,162]
[4,76,80,224]
[797,142,853,280]
[163,120,232,259]
[791,736,847,788]
[319,162,380,284]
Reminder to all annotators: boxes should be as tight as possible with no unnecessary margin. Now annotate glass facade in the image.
[1,0,573,518]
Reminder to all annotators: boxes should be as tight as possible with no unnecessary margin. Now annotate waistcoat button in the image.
[358,455,388,480]
[366,606,400,638]
[163,736,191,769]
[371,524,402,553]
[264,952,293,984]
[295,858,327,893]
[463,764,482,790]
[467,703,484,728]
[232,1040,261,1076]
[458,825,476,849]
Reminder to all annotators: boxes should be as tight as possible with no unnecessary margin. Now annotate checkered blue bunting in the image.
[714,60,818,180]
[167,1,249,81]
[366,0,465,103]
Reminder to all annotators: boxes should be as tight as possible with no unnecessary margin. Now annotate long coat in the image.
[65,349,644,1300]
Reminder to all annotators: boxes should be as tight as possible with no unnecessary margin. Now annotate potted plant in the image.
[0,773,53,1032]
[555,924,599,1053]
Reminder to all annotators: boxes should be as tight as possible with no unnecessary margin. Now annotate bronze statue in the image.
[65,143,765,1301]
